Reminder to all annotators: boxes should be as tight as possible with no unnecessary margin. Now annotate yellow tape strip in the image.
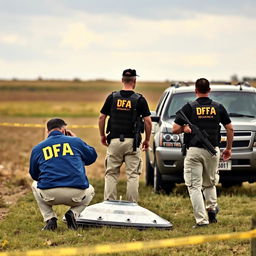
[1,229,256,256]
[0,123,98,129]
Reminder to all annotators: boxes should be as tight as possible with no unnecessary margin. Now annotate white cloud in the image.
[0,8,255,81]
[60,22,100,50]
[0,34,27,45]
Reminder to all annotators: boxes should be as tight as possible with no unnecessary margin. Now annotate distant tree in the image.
[231,74,239,83]
[73,78,81,82]
[242,76,256,82]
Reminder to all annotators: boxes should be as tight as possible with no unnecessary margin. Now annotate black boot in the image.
[207,207,219,223]
[65,210,78,230]
[42,217,57,231]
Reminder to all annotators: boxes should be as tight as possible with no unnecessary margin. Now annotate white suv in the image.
[146,83,256,194]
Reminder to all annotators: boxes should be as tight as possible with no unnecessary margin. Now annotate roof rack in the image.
[170,81,191,88]
[236,81,251,91]
[210,81,232,85]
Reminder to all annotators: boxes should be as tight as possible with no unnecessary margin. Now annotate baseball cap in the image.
[122,69,139,77]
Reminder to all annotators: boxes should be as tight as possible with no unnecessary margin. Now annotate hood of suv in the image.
[160,117,256,133]
[228,117,256,132]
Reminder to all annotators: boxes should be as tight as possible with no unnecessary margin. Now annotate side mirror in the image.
[150,111,160,123]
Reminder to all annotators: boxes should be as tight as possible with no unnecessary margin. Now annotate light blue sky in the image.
[0,0,255,81]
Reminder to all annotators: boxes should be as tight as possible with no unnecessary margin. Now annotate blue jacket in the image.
[29,131,97,189]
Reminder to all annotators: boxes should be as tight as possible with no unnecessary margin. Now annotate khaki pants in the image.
[184,147,220,224]
[32,181,95,222]
[104,138,142,202]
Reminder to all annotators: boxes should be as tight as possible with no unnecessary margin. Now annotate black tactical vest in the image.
[184,100,221,147]
[107,91,141,138]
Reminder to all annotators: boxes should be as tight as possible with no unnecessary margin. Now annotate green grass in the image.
[0,101,158,118]
[0,101,102,117]
[0,79,163,117]
[1,180,256,255]
[0,80,170,93]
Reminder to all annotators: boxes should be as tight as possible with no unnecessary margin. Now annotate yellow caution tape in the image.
[0,123,98,129]
[0,229,256,256]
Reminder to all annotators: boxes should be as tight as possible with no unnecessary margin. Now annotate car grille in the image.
[220,140,249,148]
[220,131,252,149]
[232,159,250,165]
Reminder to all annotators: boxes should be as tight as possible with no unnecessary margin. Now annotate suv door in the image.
[149,91,170,163]
[146,90,170,186]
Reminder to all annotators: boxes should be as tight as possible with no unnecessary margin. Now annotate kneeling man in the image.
[29,118,97,231]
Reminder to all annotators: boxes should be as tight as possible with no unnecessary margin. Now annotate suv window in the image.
[164,91,256,119]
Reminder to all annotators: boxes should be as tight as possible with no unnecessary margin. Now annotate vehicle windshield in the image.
[165,91,256,118]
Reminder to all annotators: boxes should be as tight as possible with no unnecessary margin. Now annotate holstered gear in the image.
[132,116,144,151]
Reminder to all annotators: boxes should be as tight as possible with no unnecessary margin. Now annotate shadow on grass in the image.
[144,182,256,198]
[217,182,256,197]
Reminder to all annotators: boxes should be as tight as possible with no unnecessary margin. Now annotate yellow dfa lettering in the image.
[117,99,123,107]
[52,144,61,157]
[63,143,74,156]
[116,99,132,109]
[42,146,53,160]
[210,107,216,115]
[42,143,74,160]
[126,100,131,108]
[196,107,216,116]
[122,100,126,107]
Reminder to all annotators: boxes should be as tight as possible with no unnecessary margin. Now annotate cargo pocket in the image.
[214,170,220,185]
[104,155,110,175]
[39,191,55,202]
[136,159,142,175]
[184,167,192,187]
[72,190,87,203]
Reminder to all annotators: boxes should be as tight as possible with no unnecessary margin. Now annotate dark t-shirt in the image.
[174,97,231,126]
[100,90,151,117]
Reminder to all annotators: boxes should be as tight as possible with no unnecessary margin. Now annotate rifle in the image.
[176,110,217,156]
[133,117,144,151]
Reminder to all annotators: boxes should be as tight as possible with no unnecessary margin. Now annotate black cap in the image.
[122,69,139,77]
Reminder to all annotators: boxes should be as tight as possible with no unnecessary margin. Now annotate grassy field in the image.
[0,80,256,255]
[1,177,256,255]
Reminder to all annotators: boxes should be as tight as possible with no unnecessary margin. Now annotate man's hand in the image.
[142,140,149,151]
[183,125,192,133]
[65,129,76,137]
[221,148,231,161]
[101,135,108,146]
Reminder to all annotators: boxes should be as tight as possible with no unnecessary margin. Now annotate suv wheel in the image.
[145,151,154,186]
[153,163,161,193]
[153,163,173,195]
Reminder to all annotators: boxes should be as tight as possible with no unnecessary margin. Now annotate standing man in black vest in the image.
[98,69,152,202]
[172,78,233,228]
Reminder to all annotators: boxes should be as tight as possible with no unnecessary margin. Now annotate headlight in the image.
[253,134,256,147]
[160,133,181,147]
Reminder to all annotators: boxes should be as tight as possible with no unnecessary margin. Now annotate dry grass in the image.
[0,117,105,179]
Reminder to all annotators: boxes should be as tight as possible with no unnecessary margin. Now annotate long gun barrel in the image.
[132,117,144,151]
[177,110,217,156]
[133,131,139,151]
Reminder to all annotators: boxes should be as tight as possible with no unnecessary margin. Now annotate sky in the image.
[0,0,255,81]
